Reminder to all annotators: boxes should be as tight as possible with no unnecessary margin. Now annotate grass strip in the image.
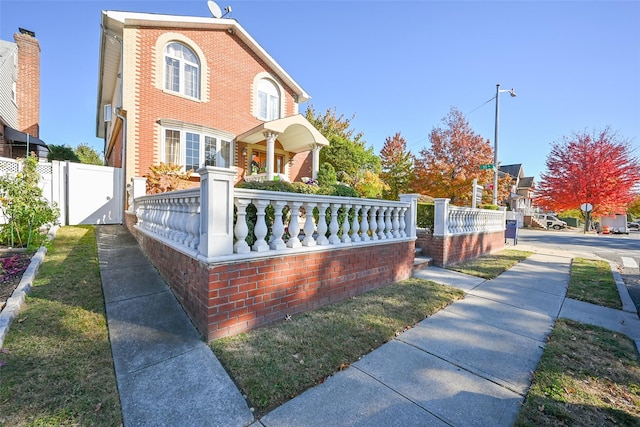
[446,249,533,279]
[211,277,464,414]
[567,258,621,309]
[0,226,122,426]
[515,319,640,426]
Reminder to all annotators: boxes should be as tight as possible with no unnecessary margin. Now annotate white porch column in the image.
[197,166,237,258]
[263,131,279,181]
[399,194,419,238]
[311,143,322,180]
[433,198,450,237]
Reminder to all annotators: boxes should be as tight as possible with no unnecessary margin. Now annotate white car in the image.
[536,214,567,230]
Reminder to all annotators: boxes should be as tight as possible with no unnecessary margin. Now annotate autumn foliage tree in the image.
[412,107,503,206]
[536,128,640,217]
[380,132,414,200]
[306,105,386,197]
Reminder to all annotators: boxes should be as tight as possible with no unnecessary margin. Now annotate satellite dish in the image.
[207,0,222,18]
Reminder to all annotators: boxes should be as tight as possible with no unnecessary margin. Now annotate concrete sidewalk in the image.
[95,225,254,427]
[96,225,640,426]
[259,250,640,427]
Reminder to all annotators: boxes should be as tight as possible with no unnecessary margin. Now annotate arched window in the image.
[257,78,280,121]
[164,42,200,99]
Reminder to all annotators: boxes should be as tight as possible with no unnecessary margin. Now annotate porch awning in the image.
[236,114,329,153]
[3,126,48,148]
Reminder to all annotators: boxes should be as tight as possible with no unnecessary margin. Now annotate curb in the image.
[0,226,58,349]
[609,261,639,315]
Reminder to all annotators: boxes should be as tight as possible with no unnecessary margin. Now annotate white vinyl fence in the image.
[0,157,124,225]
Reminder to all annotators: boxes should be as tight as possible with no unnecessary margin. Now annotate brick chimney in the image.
[14,28,40,138]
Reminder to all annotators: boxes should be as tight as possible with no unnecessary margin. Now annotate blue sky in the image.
[1,0,638,180]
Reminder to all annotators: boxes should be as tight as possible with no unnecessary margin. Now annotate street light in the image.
[493,83,517,205]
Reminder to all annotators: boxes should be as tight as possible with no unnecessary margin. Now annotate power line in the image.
[466,95,496,116]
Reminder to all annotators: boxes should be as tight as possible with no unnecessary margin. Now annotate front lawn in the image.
[0,226,122,426]
[211,278,464,414]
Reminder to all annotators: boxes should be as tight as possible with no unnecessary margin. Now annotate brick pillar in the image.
[14,30,40,138]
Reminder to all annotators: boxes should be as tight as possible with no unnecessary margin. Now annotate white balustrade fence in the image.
[433,198,505,236]
[131,167,419,262]
[130,171,506,262]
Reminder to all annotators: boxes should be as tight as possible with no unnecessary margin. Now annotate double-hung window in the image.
[164,42,200,99]
[163,128,232,172]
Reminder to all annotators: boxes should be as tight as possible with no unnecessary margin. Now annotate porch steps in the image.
[414,247,432,270]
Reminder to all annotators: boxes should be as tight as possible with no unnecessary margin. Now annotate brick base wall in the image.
[125,213,415,340]
[416,230,505,267]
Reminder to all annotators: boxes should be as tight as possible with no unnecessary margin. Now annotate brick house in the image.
[0,28,48,160]
[96,10,328,189]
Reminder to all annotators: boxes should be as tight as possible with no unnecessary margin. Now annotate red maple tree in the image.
[536,128,640,216]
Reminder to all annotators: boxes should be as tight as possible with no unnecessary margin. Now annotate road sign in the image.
[480,164,494,170]
[580,203,593,212]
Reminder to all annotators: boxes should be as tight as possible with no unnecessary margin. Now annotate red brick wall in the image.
[416,230,505,267]
[132,27,299,180]
[126,213,415,340]
[14,32,40,138]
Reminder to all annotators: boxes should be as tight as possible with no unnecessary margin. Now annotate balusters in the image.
[233,198,251,254]
[398,207,407,238]
[302,202,317,247]
[185,196,200,250]
[316,202,330,245]
[270,200,287,250]
[350,204,361,242]
[328,203,340,244]
[392,207,400,238]
[360,205,370,241]
[369,206,378,241]
[287,201,302,248]
[341,204,351,243]
[377,206,386,240]
[385,207,393,239]
[252,199,270,252]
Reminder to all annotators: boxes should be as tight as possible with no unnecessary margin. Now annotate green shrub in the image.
[0,154,59,248]
[316,184,359,197]
[417,203,434,230]
[480,204,500,210]
[236,180,298,193]
[317,163,337,187]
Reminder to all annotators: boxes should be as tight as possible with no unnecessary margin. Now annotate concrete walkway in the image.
[95,225,640,426]
[95,225,254,427]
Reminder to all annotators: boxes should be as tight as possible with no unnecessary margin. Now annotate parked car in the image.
[535,214,568,230]
[628,222,640,231]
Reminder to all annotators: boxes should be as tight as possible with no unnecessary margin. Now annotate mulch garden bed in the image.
[0,250,33,310]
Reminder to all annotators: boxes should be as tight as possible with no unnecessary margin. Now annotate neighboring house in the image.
[96,10,329,190]
[499,163,536,214]
[0,28,48,160]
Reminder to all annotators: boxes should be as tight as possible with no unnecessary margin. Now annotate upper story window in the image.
[164,42,200,99]
[257,78,280,121]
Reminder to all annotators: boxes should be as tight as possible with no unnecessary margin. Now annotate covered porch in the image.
[236,114,329,183]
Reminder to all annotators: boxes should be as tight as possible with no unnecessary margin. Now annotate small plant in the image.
[145,162,193,194]
[0,153,59,249]
[0,254,27,281]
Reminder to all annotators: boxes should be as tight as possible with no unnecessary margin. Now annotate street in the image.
[515,228,640,314]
